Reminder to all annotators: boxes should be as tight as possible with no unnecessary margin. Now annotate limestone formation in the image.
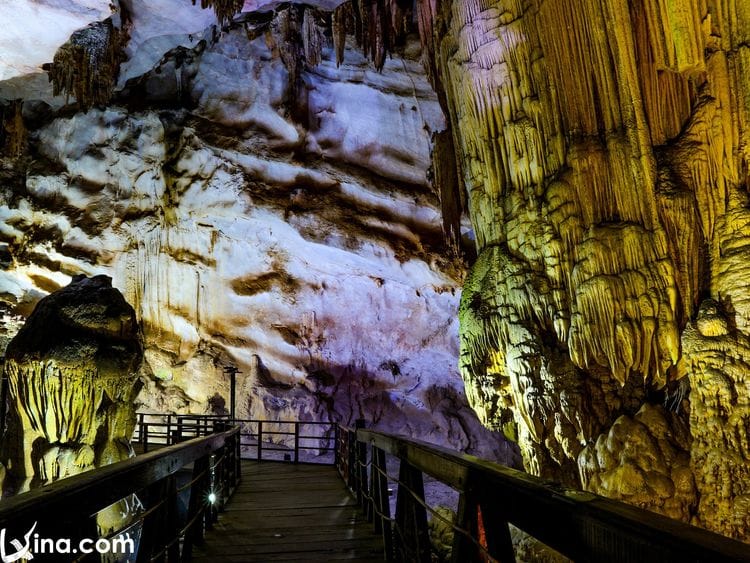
[416,0,750,539]
[0,274,143,495]
[194,0,245,26]
[48,18,125,110]
[578,404,696,522]
[682,299,750,538]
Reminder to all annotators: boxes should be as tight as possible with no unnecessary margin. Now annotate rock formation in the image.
[0,274,143,495]
[48,18,126,110]
[416,0,750,540]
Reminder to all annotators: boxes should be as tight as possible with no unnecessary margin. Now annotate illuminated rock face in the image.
[0,2,515,462]
[422,0,750,539]
[0,274,142,495]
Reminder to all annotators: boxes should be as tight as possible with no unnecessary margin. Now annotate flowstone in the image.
[0,274,143,499]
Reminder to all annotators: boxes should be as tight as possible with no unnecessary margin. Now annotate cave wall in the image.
[423,0,750,538]
[0,0,517,462]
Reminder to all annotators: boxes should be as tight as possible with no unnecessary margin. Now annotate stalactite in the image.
[302,8,325,67]
[192,0,244,27]
[431,128,462,253]
[328,0,413,71]
[371,0,388,71]
[272,5,305,90]
[48,19,123,111]
[332,2,352,67]
[0,100,27,158]
[415,0,437,83]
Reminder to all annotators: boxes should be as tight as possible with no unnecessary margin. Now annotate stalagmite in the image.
[0,275,143,496]
[578,403,696,521]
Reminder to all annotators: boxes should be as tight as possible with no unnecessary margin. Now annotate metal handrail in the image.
[336,425,750,563]
[134,413,337,464]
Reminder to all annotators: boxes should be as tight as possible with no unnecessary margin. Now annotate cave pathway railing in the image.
[134,412,338,464]
[0,424,241,562]
[336,424,750,563]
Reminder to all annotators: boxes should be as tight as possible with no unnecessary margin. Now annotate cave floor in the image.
[191,461,385,562]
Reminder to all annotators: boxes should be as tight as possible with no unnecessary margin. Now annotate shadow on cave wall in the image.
[245,355,521,466]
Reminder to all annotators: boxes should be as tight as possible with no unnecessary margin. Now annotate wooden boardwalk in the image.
[191,461,385,562]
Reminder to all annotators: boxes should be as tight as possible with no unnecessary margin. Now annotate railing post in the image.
[236,427,242,479]
[358,438,369,515]
[142,423,149,453]
[137,477,169,563]
[207,452,218,528]
[347,429,356,490]
[373,446,393,561]
[177,417,184,442]
[257,420,263,461]
[183,453,210,559]
[223,437,234,502]
[480,491,515,562]
[137,413,144,445]
[394,460,430,563]
[333,424,340,467]
[294,422,300,464]
[165,474,181,561]
[452,485,515,563]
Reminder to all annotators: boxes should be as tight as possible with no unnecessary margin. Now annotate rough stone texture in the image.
[579,403,696,522]
[0,274,143,496]
[0,0,113,82]
[0,2,516,463]
[419,0,750,539]
[682,299,750,537]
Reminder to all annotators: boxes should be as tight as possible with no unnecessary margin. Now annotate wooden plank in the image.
[191,461,385,562]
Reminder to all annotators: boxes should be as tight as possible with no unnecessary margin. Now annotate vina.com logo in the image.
[0,522,135,562]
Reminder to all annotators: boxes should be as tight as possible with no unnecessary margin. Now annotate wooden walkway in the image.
[191,461,385,562]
